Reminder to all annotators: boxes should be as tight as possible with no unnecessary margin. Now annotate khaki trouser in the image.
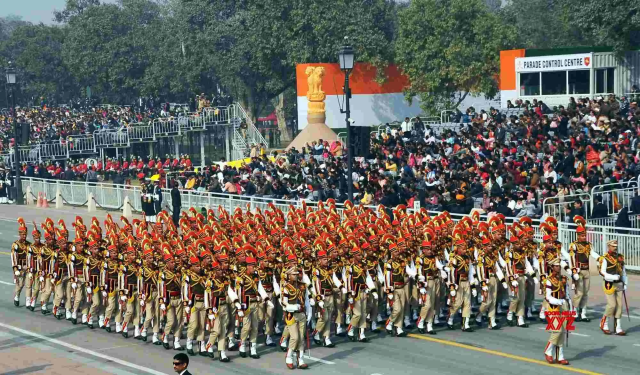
[573,270,590,309]
[418,279,437,322]
[334,289,346,326]
[257,292,275,336]
[315,294,334,338]
[240,301,259,343]
[288,312,306,352]
[478,277,497,318]
[508,276,526,317]
[525,276,535,309]
[53,276,69,308]
[25,272,40,304]
[349,290,367,330]
[187,301,206,341]
[227,304,238,340]
[40,276,54,305]
[367,285,381,320]
[104,290,119,323]
[403,280,414,317]
[389,287,406,328]
[122,291,140,328]
[66,275,86,313]
[604,283,623,319]
[165,296,184,338]
[142,291,159,333]
[450,281,471,318]
[548,301,568,347]
[87,287,101,321]
[207,302,230,351]
[14,271,26,298]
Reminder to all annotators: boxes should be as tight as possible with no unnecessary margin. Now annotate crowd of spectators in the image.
[5,93,640,222]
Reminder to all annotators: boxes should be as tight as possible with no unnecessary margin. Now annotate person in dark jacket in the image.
[615,207,632,234]
[171,181,181,226]
[591,196,609,218]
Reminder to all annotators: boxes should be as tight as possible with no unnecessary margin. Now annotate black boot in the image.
[163,342,170,350]
[14,299,19,307]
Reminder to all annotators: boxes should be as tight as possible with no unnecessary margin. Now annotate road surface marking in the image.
[537,327,590,337]
[0,280,14,286]
[408,333,602,375]
[256,343,335,364]
[0,251,11,256]
[98,343,140,351]
[0,322,168,375]
[634,344,640,347]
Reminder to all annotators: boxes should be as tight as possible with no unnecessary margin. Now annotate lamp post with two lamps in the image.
[338,42,355,202]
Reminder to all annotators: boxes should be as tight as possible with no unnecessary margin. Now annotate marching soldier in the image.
[504,229,530,328]
[68,235,88,324]
[599,240,628,336]
[103,237,121,332]
[282,266,309,369]
[139,240,160,343]
[119,243,139,338]
[85,233,103,329]
[26,222,44,311]
[385,243,408,337]
[158,247,185,350]
[185,254,208,356]
[543,258,570,365]
[52,232,70,320]
[38,223,57,314]
[204,255,232,362]
[446,231,475,332]
[11,218,30,307]
[236,255,261,359]
[474,235,505,330]
[568,216,598,322]
[257,250,278,346]
[346,246,372,342]
[416,239,443,334]
[312,248,337,347]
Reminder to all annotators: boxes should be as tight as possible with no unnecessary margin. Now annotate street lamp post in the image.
[6,62,23,205]
[338,43,355,202]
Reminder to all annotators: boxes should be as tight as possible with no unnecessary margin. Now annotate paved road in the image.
[0,207,639,375]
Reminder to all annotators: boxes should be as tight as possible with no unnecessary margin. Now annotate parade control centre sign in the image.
[515,53,593,73]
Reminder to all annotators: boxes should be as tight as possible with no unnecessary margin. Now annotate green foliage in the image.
[395,0,516,115]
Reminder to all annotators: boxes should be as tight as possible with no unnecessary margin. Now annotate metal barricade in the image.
[39,142,68,160]
[590,181,638,216]
[127,124,155,142]
[18,146,40,164]
[153,118,181,138]
[93,130,130,148]
[67,135,96,156]
[542,193,591,223]
[203,106,231,126]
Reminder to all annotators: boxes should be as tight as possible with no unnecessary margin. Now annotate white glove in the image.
[444,266,451,273]
[267,301,274,309]
[212,307,217,314]
[388,294,394,301]
[420,288,427,295]
[160,303,166,311]
[53,272,57,278]
[612,275,621,281]
[120,296,127,301]
[71,282,78,289]
[440,270,448,279]
[348,297,354,304]
[533,278,539,285]
[318,301,324,309]
[511,280,518,288]
[572,273,579,281]
[237,310,245,317]
[478,295,484,303]
[208,313,215,319]
[309,298,315,307]
[235,302,241,310]
[86,287,92,295]
[450,290,456,297]
[14,271,20,276]
[624,283,628,291]
[482,285,488,292]
[39,276,44,282]
[418,275,426,282]
[341,287,347,295]
[140,300,145,306]
[372,292,378,300]
[502,282,508,289]
[102,291,107,298]
[472,289,477,298]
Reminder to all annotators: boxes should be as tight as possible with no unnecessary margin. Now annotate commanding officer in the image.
[26,222,44,311]
[11,218,30,307]
[568,216,597,322]
[543,258,570,365]
[599,240,628,336]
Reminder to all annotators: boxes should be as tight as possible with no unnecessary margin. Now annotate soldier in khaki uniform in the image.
[346,246,371,342]
[282,266,309,370]
[568,216,598,322]
[236,255,261,359]
[185,254,207,356]
[52,233,70,319]
[416,239,443,334]
[11,218,30,307]
[599,240,628,336]
[26,223,44,311]
[119,243,139,338]
[312,248,336,347]
[543,258,570,365]
[158,246,185,350]
[102,238,121,332]
[385,243,408,336]
[204,257,232,362]
[85,233,103,328]
[139,240,160,343]
[257,250,277,346]
[447,231,475,332]
[38,223,57,314]
[505,230,529,328]
[67,236,88,325]
[475,236,505,330]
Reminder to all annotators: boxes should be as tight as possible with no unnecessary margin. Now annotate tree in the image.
[563,0,640,55]
[54,0,102,23]
[395,0,516,115]
[500,0,587,49]
[0,24,78,106]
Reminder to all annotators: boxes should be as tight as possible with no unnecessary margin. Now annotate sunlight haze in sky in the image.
[1,0,117,25]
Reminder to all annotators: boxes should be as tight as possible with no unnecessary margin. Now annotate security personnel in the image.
[599,240,628,336]
[236,255,261,359]
[102,237,121,332]
[185,255,207,356]
[475,236,505,330]
[68,235,88,324]
[11,218,30,307]
[416,240,442,334]
[85,234,103,329]
[447,230,475,332]
[52,233,70,320]
[38,224,57,315]
[139,240,160,343]
[257,250,277,347]
[346,246,370,343]
[568,216,597,322]
[119,244,139,338]
[543,258,570,365]
[26,223,44,311]
[312,249,337,347]
[158,248,185,350]
[385,243,408,337]
[282,266,308,370]
[505,229,529,328]
[204,256,232,362]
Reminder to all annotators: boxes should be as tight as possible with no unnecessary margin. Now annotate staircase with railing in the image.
[230,103,268,159]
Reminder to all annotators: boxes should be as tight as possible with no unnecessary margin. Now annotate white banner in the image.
[516,53,592,73]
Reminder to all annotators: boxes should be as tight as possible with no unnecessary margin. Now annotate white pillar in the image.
[174,139,179,158]
[225,125,230,161]
[55,187,63,209]
[200,132,205,166]
[87,192,96,212]
[25,186,34,205]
